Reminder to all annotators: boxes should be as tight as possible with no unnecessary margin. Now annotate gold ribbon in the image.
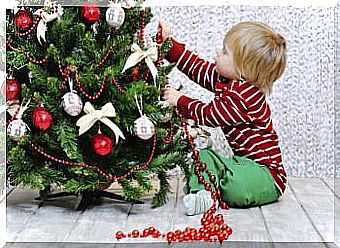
[122,43,158,86]
[76,102,125,144]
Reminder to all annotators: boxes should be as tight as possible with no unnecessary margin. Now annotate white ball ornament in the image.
[106,6,125,28]
[62,92,83,116]
[134,115,155,140]
[7,119,28,140]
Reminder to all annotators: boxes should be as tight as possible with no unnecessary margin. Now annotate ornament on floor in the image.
[34,0,64,44]
[6,76,20,101]
[62,77,83,116]
[76,102,125,144]
[14,8,33,32]
[82,1,100,24]
[106,1,125,29]
[7,98,31,140]
[92,129,113,156]
[122,43,158,87]
[134,94,155,140]
[32,104,53,130]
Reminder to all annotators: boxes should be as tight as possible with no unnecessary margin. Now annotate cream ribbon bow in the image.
[122,43,158,86]
[35,0,64,45]
[76,102,125,144]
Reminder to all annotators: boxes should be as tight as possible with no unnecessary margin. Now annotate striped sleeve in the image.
[166,38,219,92]
[177,94,250,127]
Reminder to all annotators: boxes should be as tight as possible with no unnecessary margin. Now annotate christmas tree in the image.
[5,0,192,209]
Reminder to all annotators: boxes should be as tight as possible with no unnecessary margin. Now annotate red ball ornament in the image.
[81,2,100,24]
[92,133,113,156]
[14,9,33,32]
[6,77,20,100]
[132,67,140,81]
[32,106,53,130]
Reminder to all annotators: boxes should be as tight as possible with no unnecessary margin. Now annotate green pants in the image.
[188,149,280,208]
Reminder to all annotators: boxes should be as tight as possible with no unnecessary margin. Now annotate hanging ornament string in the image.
[134,94,144,117]
[6,38,48,64]
[29,132,157,182]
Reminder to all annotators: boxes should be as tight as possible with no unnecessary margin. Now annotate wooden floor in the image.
[3,177,340,248]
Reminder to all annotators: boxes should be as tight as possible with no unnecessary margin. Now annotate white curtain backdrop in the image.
[146,4,337,178]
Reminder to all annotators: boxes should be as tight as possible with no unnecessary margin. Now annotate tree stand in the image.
[35,187,144,211]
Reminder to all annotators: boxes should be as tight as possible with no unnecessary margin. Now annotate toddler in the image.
[160,20,287,215]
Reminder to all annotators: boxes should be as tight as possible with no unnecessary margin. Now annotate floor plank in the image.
[261,183,323,242]
[116,176,179,243]
[5,178,338,245]
[64,202,131,242]
[289,178,334,242]
[335,179,340,246]
[14,204,82,242]
[6,187,40,242]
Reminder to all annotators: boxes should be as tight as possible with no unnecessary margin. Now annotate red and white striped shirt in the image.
[167,38,287,195]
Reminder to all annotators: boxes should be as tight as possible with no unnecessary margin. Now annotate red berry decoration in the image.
[32,106,53,130]
[92,133,113,156]
[14,9,33,32]
[6,77,20,101]
[81,1,100,24]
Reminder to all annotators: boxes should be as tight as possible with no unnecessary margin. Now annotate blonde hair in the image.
[224,21,287,93]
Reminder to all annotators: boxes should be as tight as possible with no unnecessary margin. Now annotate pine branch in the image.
[54,120,84,161]
[151,171,170,208]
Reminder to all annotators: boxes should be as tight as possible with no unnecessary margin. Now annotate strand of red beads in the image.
[115,110,232,243]
[29,133,157,182]
[162,118,174,144]
[111,76,126,94]
[74,67,106,101]
[97,43,115,68]
[2,104,22,128]
[6,38,48,64]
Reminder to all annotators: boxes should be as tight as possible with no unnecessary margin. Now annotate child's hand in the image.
[157,20,172,43]
[162,85,182,107]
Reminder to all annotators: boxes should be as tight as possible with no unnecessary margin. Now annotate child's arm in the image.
[163,87,250,127]
[177,94,250,127]
[159,22,219,92]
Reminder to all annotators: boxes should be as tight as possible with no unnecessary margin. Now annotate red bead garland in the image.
[2,104,21,128]
[6,38,48,64]
[162,118,174,144]
[29,133,157,182]
[74,68,106,101]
